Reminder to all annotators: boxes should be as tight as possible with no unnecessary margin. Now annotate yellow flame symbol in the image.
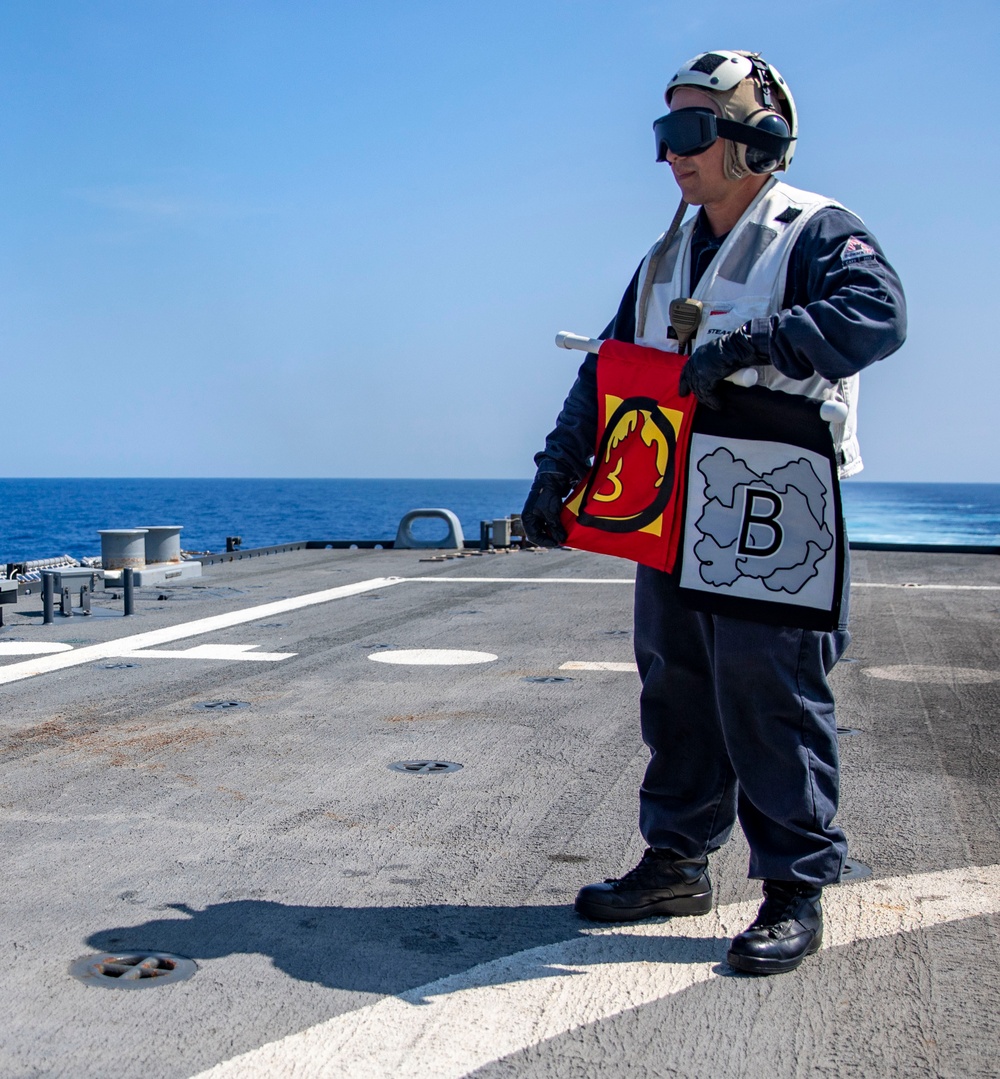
[591,409,669,503]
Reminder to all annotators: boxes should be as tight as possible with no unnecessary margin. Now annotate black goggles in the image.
[653,107,788,162]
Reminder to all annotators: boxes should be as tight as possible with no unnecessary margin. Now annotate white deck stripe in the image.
[118,644,297,662]
[419,578,997,591]
[853,582,1000,591]
[410,577,634,584]
[560,661,638,672]
[0,577,404,686]
[189,864,1000,1079]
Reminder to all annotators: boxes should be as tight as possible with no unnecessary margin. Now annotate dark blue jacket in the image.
[534,206,907,482]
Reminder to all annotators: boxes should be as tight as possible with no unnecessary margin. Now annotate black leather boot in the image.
[574,848,712,921]
[727,879,823,975]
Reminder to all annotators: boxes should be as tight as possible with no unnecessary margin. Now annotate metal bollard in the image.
[123,568,135,616]
[42,572,55,625]
[493,518,512,547]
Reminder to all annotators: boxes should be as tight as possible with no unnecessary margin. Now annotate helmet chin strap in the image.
[636,196,688,339]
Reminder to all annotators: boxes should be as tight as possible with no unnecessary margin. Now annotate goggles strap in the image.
[714,117,792,155]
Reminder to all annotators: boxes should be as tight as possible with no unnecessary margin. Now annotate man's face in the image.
[663,87,732,207]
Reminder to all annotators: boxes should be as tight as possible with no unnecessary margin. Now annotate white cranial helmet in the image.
[666,50,798,177]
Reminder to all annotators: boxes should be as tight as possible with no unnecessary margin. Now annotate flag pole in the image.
[555,331,758,387]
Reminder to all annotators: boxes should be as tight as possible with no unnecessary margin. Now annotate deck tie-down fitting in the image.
[394,508,465,550]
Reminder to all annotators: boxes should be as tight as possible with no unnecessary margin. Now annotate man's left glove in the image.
[521,472,572,547]
[678,321,765,410]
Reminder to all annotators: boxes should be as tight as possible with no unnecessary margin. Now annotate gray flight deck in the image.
[0,545,997,1077]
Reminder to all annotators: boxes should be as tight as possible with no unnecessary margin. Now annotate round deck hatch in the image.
[389,760,463,776]
[69,952,197,989]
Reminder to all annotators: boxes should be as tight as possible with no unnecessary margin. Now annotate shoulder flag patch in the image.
[841,235,877,264]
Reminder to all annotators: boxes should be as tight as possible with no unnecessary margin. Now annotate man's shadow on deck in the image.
[86,900,727,996]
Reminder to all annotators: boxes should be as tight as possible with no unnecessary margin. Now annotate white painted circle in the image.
[369,649,498,666]
[864,665,999,684]
[0,642,74,655]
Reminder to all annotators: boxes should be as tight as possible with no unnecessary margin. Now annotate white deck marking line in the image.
[560,661,638,672]
[116,644,297,662]
[0,577,404,686]
[410,577,634,584]
[853,582,1000,591]
[415,578,998,590]
[190,864,1000,1079]
[421,578,995,591]
[863,664,999,684]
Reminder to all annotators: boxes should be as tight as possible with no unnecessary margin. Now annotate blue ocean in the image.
[0,479,998,563]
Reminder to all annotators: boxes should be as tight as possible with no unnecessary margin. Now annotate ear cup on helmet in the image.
[743,111,792,173]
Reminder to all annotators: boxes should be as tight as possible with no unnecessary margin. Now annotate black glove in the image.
[521,472,572,547]
[678,321,764,410]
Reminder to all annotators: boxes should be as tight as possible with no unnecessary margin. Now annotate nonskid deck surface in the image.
[0,546,997,1078]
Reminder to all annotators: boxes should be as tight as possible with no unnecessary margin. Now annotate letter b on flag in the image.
[738,489,783,557]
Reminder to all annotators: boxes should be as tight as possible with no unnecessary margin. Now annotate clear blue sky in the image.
[2,1,996,481]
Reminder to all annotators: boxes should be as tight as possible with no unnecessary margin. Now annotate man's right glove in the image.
[678,320,764,410]
[521,472,572,547]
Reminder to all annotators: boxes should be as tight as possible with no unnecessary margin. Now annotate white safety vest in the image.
[634,177,862,477]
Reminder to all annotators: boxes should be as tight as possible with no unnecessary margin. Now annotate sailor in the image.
[522,50,906,974]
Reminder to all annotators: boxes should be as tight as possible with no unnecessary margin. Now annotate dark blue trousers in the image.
[633,564,850,887]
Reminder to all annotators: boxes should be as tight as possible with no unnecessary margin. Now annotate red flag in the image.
[560,339,696,572]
